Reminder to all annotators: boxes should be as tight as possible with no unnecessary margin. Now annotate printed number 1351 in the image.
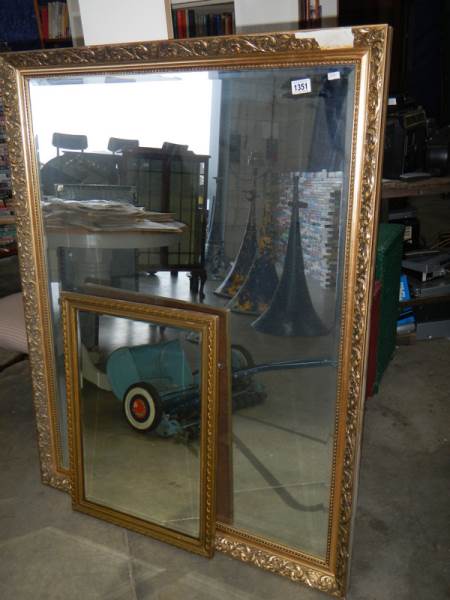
[291,78,311,95]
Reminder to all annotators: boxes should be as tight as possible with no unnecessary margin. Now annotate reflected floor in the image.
[81,378,330,556]
[82,382,200,538]
[76,270,336,558]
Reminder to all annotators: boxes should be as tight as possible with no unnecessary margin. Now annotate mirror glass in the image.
[77,310,202,538]
[29,63,355,559]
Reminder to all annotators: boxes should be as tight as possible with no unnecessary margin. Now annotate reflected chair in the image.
[52,132,88,157]
[108,137,139,154]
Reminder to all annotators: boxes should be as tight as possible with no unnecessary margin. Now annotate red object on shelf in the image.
[0,245,17,258]
[366,280,382,398]
[176,9,187,38]
[223,13,233,35]
[40,5,49,41]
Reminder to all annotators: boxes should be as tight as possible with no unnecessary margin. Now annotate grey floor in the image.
[0,339,449,600]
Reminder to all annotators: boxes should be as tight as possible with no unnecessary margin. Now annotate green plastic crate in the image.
[373,223,404,392]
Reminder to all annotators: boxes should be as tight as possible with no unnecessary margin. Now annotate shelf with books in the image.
[0,99,16,258]
[171,1,235,39]
[0,102,11,209]
[34,0,73,47]
[0,212,17,258]
[300,1,323,28]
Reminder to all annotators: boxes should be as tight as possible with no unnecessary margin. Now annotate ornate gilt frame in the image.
[61,291,219,557]
[0,26,391,596]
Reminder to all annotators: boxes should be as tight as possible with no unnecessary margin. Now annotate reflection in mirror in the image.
[78,312,202,538]
[30,64,355,560]
[62,293,218,555]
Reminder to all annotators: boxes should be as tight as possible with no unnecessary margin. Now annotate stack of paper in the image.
[42,197,184,233]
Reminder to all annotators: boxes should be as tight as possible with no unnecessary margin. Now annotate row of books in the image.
[0,224,16,247]
[0,159,8,174]
[39,1,71,41]
[0,100,16,257]
[0,203,16,255]
[0,103,11,206]
[0,179,11,205]
[172,9,234,39]
[300,1,323,27]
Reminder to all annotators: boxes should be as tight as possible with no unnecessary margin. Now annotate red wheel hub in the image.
[131,396,148,419]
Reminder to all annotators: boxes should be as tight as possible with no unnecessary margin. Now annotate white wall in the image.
[78,0,172,45]
[234,0,338,32]
[234,0,300,29]
[171,0,229,4]
[321,0,339,25]
[78,1,339,45]
[67,0,84,46]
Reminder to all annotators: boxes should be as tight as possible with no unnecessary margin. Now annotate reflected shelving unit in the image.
[171,0,235,38]
[33,0,73,48]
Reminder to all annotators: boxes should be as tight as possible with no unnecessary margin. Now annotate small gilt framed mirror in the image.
[0,25,391,596]
[61,291,220,556]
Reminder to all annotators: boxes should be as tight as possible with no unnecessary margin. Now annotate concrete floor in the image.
[0,338,449,599]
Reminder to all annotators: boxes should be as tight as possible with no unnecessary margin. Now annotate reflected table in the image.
[45,226,184,349]
[45,226,184,288]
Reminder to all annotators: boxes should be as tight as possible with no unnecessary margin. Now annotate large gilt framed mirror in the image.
[0,26,391,597]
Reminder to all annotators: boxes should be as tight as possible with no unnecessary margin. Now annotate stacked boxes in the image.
[0,100,11,207]
[0,98,16,255]
[374,223,404,391]
[276,170,342,288]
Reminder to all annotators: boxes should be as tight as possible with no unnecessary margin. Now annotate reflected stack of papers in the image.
[42,197,185,233]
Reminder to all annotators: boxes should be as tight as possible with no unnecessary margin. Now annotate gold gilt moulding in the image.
[61,291,220,557]
[0,25,392,597]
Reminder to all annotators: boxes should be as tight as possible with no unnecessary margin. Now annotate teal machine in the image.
[101,339,335,438]
[105,340,265,437]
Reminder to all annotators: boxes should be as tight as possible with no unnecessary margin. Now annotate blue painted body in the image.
[106,339,201,436]
[106,339,197,401]
[105,337,333,436]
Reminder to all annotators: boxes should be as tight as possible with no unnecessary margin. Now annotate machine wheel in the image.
[123,382,163,432]
[231,344,255,370]
[231,345,261,410]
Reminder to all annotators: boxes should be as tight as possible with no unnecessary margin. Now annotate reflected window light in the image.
[29,72,213,164]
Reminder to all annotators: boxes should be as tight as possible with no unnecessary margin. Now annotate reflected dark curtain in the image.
[307,69,351,173]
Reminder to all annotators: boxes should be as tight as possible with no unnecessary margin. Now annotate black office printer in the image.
[383,95,428,179]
